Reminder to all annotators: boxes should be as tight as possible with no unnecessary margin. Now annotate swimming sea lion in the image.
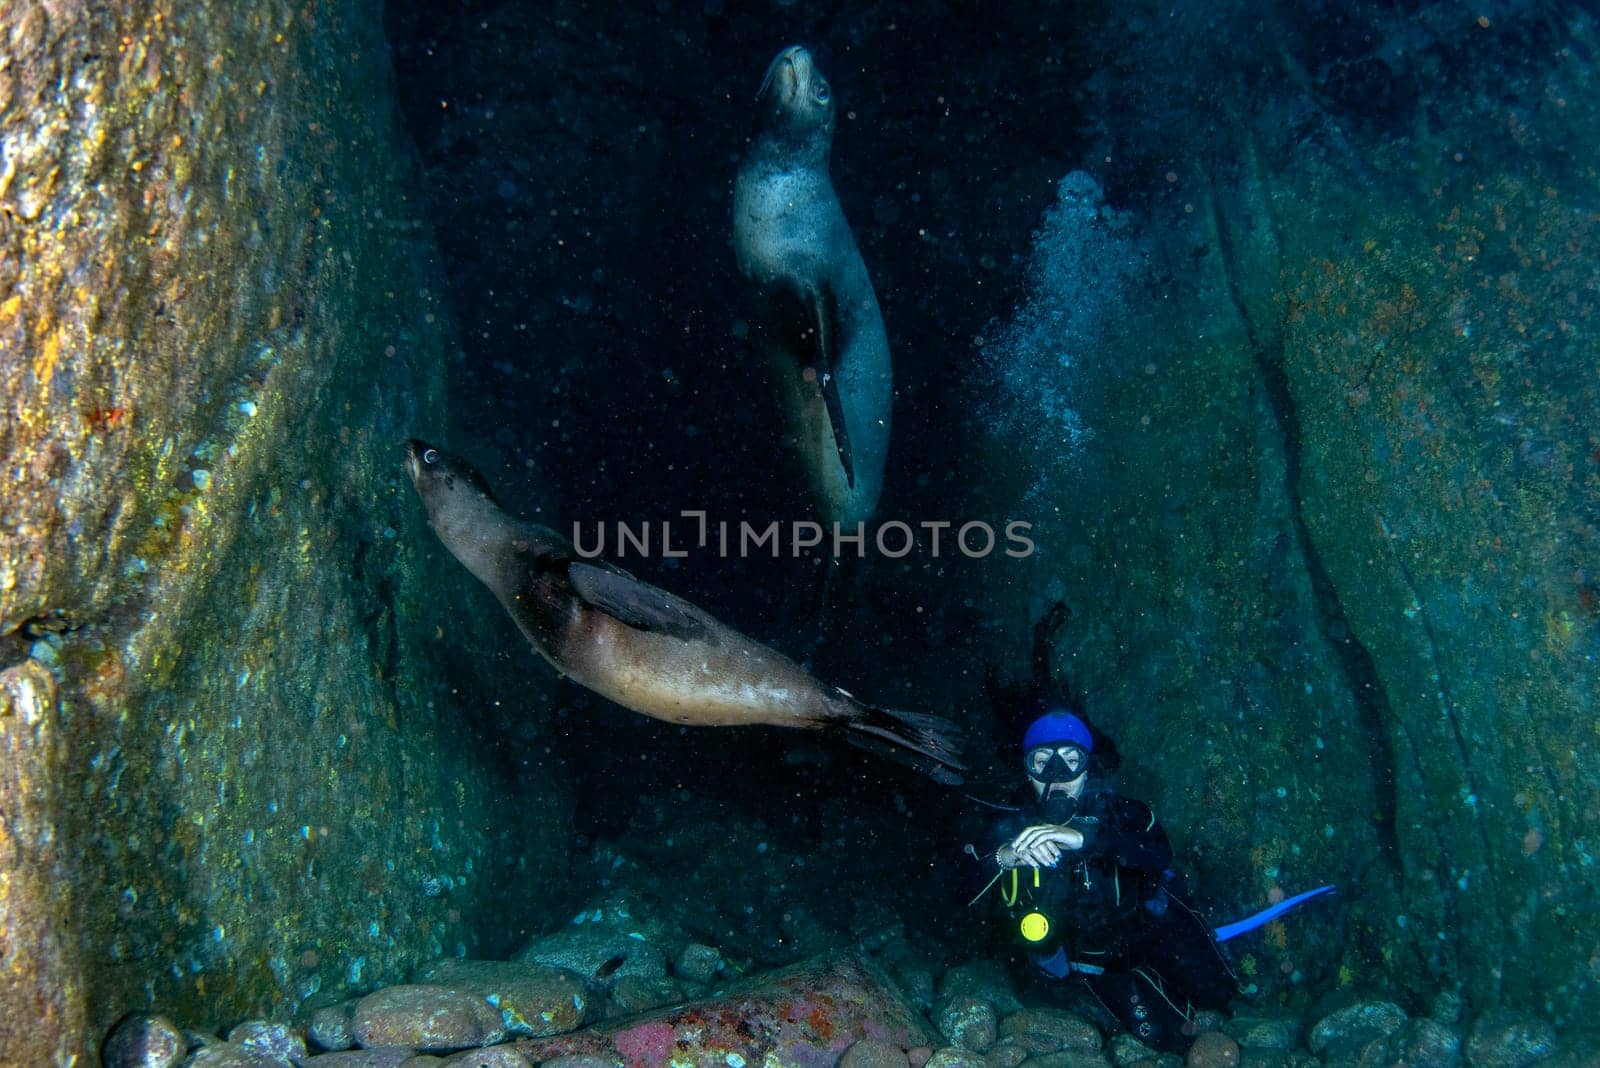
[733,44,892,528]
[404,440,965,784]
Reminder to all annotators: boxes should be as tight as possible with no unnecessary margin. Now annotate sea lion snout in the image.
[757,45,805,101]
[401,438,500,513]
[757,45,831,129]
[401,438,434,483]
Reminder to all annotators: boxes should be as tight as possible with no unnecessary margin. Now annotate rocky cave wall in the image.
[0,1,569,1062]
[992,1,1600,1027]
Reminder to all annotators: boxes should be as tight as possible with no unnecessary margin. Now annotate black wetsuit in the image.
[987,787,1236,1052]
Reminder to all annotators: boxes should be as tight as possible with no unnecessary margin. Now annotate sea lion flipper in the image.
[838,702,968,786]
[809,283,856,489]
[567,561,710,640]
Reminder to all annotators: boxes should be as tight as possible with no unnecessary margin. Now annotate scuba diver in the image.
[980,708,1236,1053]
[970,604,1334,1052]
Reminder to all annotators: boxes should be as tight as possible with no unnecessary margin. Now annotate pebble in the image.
[1022,1052,1114,1068]
[937,961,1024,1017]
[1185,1032,1240,1068]
[1392,1018,1462,1068]
[907,1046,934,1068]
[538,1056,623,1068]
[674,943,724,984]
[935,995,998,1053]
[1108,1034,1161,1066]
[1431,992,1466,1025]
[839,1038,912,1068]
[350,985,507,1052]
[922,1047,988,1068]
[1464,1010,1557,1068]
[998,1007,1103,1052]
[309,1001,359,1053]
[608,974,683,1016]
[229,1021,308,1065]
[983,1038,1030,1068]
[103,1013,187,1068]
[1236,1051,1286,1068]
[435,1047,533,1067]
[1308,1000,1408,1057]
[1223,1016,1299,1052]
[894,964,937,1013]
[183,1043,294,1067]
[415,959,590,1037]
[514,928,667,986]
[303,1051,417,1067]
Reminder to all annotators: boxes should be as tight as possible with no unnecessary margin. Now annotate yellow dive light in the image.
[1019,911,1051,942]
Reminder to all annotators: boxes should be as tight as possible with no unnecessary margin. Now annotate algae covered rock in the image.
[102,1012,188,1068]
[350,986,506,1052]
[415,960,590,1038]
[997,1007,1103,1053]
[0,0,570,1063]
[1463,1010,1558,1068]
[934,995,998,1053]
[514,953,932,1066]
[977,0,1600,1031]
[228,1021,307,1066]
[303,1052,417,1068]
[1308,1001,1408,1057]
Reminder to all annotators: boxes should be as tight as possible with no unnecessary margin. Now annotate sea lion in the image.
[404,440,965,784]
[733,44,892,528]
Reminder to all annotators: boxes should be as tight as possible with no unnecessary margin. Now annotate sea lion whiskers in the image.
[758,44,797,100]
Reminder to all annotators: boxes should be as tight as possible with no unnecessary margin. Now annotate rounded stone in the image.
[608,974,682,1015]
[936,961,1022,1016]
[302,1051,416,1067]
[514,928,666,986]
[183,1043,294,1067]
[935,995,998,1053]
[228,1020,308,1065]
[1223,1016,1299,1052]
[840,1037,912,1068]
[922,1048,988,1068]
[983,1039,1030,1068]
[539,1057,622,1068]
[1308,1001,1407,1056]
[674,943,723,984]
[1017,1053,1113,1068]
[998,1007,1103,1052]
[351,985,506,1052]
[1392,1018,1462,1068]
[1108,1033,1159,1066]
[435,1047,534,1067]
[103,1013,187,1068]
[1185,1032,1240,1068]
[308,1002,358,1053]
[415,960,590,1038]
[1236,1051,1287,1068]
[1464,1010,1557,1068]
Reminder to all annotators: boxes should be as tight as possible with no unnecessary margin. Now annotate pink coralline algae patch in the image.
[615,1019,676,1068]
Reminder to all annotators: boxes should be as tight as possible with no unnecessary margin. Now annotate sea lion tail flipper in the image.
[840,704,967,785]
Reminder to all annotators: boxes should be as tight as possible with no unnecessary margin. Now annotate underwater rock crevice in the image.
[1202,169,1405,871]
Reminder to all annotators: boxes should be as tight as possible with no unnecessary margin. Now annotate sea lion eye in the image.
[814,83,830,104]
[422,448,439,465]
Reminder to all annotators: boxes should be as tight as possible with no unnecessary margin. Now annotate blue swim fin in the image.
[1214,885,1338,942]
